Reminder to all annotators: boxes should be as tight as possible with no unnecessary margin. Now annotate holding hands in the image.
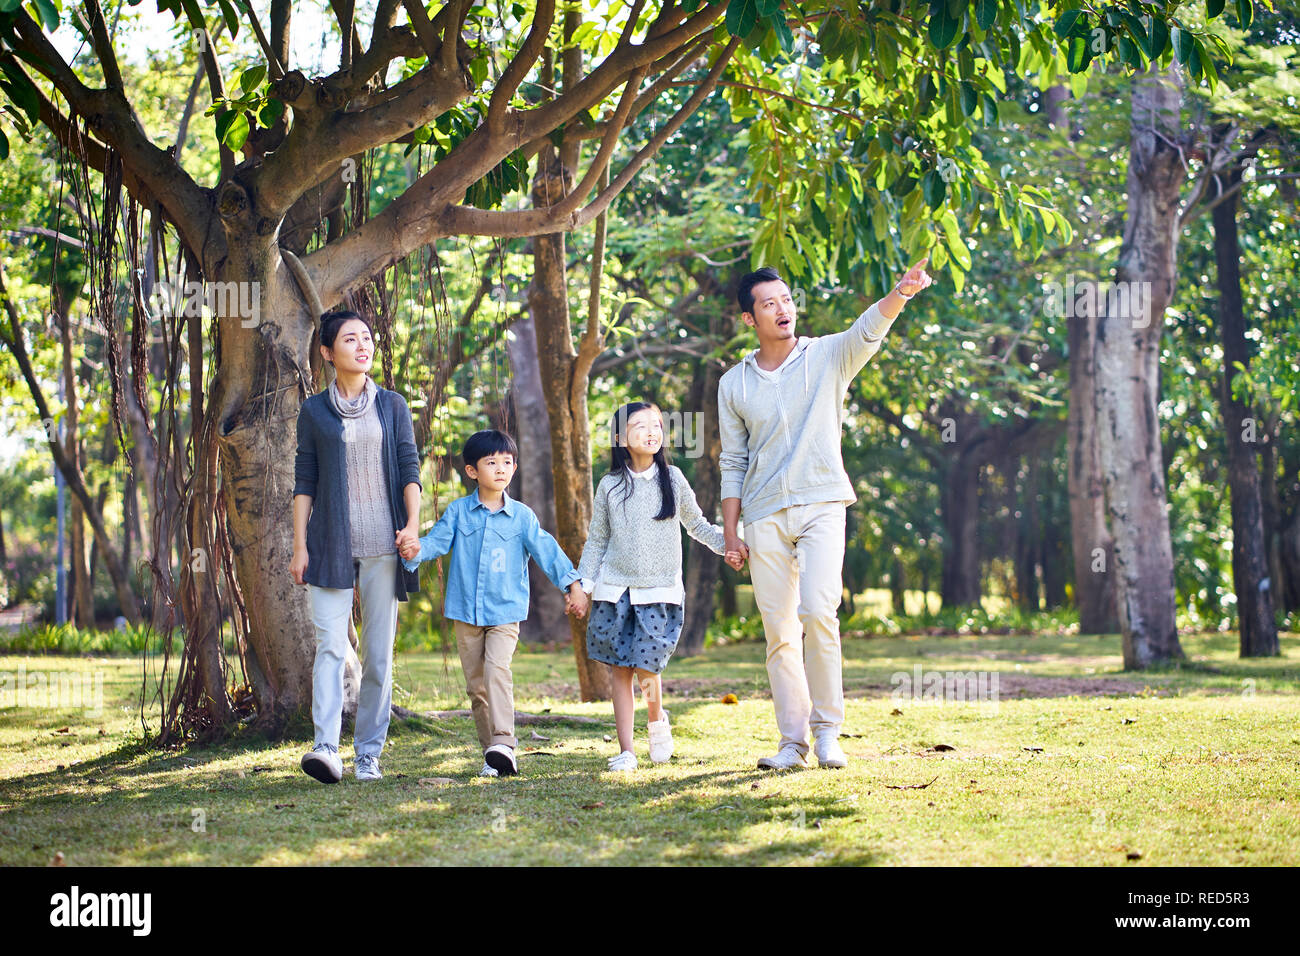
[724,532,748,572]
[395,526,420,562]
[565,583,589,619]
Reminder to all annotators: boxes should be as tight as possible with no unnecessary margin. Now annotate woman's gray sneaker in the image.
[301,743,343,784]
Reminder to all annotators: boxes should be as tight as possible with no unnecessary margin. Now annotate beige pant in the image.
[452,620,521,750]
[746,501,847,755]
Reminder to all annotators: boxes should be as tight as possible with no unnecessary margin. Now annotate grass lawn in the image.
[0,630,1297,866]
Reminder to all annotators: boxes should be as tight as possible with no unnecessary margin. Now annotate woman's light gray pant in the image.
[308,554,398,757]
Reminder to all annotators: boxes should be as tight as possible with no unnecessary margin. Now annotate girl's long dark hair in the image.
[609,402,675,520]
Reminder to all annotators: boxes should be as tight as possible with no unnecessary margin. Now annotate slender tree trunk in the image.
[1213,164,1279,656]
[940,448,981,607]
[58,304,95,628]
[529,148,611,701]
[507,315,569,645]
[1093,62,1185,668]
[1067,305,1119,632]
[1014,454,1041,612]
[679,353,725,657]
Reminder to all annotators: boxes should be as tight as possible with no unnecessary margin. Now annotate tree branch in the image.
[488,0,555,133]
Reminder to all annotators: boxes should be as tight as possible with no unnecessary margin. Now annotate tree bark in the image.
[1212,164,1278,656]
[507,314,569,645]
[1067,307,1119,632]
[1093,62,1185,667]
[940,445,982,608]
[529,148,611,701]
[678,350,725,657]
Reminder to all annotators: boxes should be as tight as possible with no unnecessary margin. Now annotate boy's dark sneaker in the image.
[484,744,518,776]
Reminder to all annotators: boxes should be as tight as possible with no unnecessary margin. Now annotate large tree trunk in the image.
[678,350,725,657]
[507,315,569,645]
[1213,164,1278,656]
[529,148,611,701]
[1067,306,1119,632]
[1093,63,1185,668]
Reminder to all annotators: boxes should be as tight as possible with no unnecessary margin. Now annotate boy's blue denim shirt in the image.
[404,489,579,626]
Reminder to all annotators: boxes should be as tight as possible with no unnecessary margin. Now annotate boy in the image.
[396,429,588,777]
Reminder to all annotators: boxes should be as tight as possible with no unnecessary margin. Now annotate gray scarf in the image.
[328,376,377,419]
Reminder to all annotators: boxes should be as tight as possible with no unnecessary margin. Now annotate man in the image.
[719,260,932,769]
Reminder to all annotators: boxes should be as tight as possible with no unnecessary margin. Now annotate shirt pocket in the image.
[484,525,522,582]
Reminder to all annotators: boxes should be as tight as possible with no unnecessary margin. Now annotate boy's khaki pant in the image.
[452,620,521,750]
[745,501,847,756]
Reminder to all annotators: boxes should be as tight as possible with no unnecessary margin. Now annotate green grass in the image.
[1,631,1297,865]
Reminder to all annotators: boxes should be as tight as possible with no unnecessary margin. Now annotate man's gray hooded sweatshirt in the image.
[718,303,896,523]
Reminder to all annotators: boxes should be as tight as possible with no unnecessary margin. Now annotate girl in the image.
[290,310,422,784]
[576,402,737,770]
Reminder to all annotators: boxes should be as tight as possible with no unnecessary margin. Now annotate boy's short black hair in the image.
[462,429,518,469]
[738,267,784,314]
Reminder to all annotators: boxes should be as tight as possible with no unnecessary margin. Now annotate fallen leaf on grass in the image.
[890,708,903,717]
[580,802,605,810]
[520,750,555,757]
[1126,851,1143,860]
[251,766,272,773]
[530,730,551,741]
[1121,717,1138,725]
[883,776,939,790]
[1023,746,1044,753]
[52,727,71,735]
[274,803,295,810]
[418,777,455,787]
[758,792,782,800]
[931,744,956,752]
[51,852,65,867]
[721,694,739,704]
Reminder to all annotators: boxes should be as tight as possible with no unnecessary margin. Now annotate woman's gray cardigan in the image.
[293,386,422,599]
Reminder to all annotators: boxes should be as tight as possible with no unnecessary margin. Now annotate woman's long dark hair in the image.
[608,402,674,520]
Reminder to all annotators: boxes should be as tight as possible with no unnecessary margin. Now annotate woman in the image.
[290,310,422,783]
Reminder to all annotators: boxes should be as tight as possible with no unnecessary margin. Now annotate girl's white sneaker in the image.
[647,711,673,763]
[607,750,638,771]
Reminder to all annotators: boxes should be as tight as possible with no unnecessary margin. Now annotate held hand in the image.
[897,256,933,298]
[394,525,417,553]
[724,550,745,572]
[290,548,309,586]
[398,539,421,562]
[565,587,589,619]
[724,533,749,568]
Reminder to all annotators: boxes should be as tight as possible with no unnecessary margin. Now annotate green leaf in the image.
[216,110,249,150]
[726,0,758,38]
[928,6,961,50]
[975,0,998,31]
[239,65,266,94]
[1149,17,1170,57]
[1123,12,1152,57]
[756,0,781,16]
[217,0,241,37]
[1053,9,1084,39]
[1067,34,1091,72]
[1172,26,1193,64]
[32,0,59,30]
[1206,0,1225,18]
[922,168,946,210]
[960,80,978,116]
[1235,0,1253,29]
[257,96,284,127]
[1188,37,1204,79]
[0,63,40,123]
[0,125,8,160]
[0,0,23,12]
[878,32,898,79]
[939,211,971,270]
[769,13,793,53]
[981,92,998,124]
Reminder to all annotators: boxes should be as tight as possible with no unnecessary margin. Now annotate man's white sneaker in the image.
[355,753,383,780]
[301,743,343,784]
[757,744,809,770]
[814,732,847,769]
[484,743,518,776]
[647,710,673,763]
[607,750,638,771]
[478,762,499,778]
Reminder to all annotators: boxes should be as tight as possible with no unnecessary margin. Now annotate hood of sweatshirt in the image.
[739,336,813,401]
